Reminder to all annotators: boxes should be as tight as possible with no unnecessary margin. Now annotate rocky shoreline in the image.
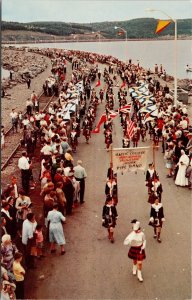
[1,47,52,130]
[2,47,49,91]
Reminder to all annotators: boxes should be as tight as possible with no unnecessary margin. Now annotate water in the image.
[5,40,192,79]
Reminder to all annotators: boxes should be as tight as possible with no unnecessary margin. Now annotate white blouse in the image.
[124,231,146,249]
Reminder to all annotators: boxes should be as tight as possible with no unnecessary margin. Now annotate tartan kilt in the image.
[128,246,146,261]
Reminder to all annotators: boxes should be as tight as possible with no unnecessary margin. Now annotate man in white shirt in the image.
[10,108,18,133]
[22,212,37,269]
[26,98,33,116]
[18,151,30,195]
[40,141,53,158]
[74,160,87,204]
[179,117,188,130]
[22,116,30,127]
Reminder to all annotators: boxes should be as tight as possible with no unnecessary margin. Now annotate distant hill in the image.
[2,18,192,42]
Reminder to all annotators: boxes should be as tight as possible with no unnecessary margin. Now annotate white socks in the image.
[137,270,143,282]
[132,264,137,275]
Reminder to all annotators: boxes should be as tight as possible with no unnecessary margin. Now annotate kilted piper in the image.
[124,221,146,282]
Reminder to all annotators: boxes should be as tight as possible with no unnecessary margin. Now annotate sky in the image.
[2,0,192,23]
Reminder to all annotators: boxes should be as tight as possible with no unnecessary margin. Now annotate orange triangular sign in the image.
[155,20,171,34]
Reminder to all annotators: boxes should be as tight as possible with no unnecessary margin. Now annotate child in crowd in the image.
[35,224,44,258]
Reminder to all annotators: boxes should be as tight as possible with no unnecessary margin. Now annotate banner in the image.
[112,147,150,173]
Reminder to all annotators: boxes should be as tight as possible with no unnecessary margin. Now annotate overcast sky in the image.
[2,0,192,23]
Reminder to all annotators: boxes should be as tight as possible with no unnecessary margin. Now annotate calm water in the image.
[6,40,192,79]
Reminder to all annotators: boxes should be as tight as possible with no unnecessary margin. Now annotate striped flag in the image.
[126,119,135,139]
[119,103,132,114]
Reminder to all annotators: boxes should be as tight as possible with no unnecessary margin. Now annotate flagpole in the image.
[152,143,156,194]
[110,144,113,184]
[114,26,128,61]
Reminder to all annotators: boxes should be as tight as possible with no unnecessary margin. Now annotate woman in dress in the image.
[164,144,174,178]
[1,234,18,272]
[149,196,165,243]
[102,196,118,243]
[47,203,66,255]
[175,150,190,186]
[124,221,146,282]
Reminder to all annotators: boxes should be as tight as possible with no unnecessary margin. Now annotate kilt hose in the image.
[128,246,146,261]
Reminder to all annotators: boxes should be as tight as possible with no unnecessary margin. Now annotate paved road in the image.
[26,66,191,300]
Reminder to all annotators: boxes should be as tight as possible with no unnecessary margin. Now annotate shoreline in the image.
[1,48,53,130]
[2,37,192,45]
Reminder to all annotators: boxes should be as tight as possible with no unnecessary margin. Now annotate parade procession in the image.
[1,1,192,299]
[1,44,191,299]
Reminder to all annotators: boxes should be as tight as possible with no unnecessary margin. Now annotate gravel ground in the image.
[1,49,52,130]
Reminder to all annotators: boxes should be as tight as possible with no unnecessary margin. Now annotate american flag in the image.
[119,103,132,114]
[126,119,135,139]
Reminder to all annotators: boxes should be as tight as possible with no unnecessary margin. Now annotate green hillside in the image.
[2,18,192,40]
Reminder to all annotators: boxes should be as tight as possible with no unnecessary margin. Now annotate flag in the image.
[137,96,154,106]
[129,84,148,94]
[95,80,101,87]
[119,103,132,114]
[131,91,140,98]
[126,119,135,139]
[66,103,76,112]
[156,20,171,34]
[150,109,158,117]
[121,81,126,88]
[144,110,158,123]
[92,111,118,133]
[139,104,157,114]
[138,85,148,93]
[63,110,71,121]
[118,30,124,36]
[92,114,106,133]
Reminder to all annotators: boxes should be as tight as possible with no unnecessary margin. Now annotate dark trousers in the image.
[26,105,32,115]
[21,169,30,195]
[66,198,73,215]
[75,178,85,203]
[23,244,35,269]
[15,280,25,299]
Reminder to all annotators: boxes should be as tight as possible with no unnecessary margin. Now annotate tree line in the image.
[2,18,192,39]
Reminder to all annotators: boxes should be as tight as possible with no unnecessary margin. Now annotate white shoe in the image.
[137,270,143,282]
[132,264,137,275]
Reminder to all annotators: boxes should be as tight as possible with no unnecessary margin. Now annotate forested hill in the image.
[2,18,192,40]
